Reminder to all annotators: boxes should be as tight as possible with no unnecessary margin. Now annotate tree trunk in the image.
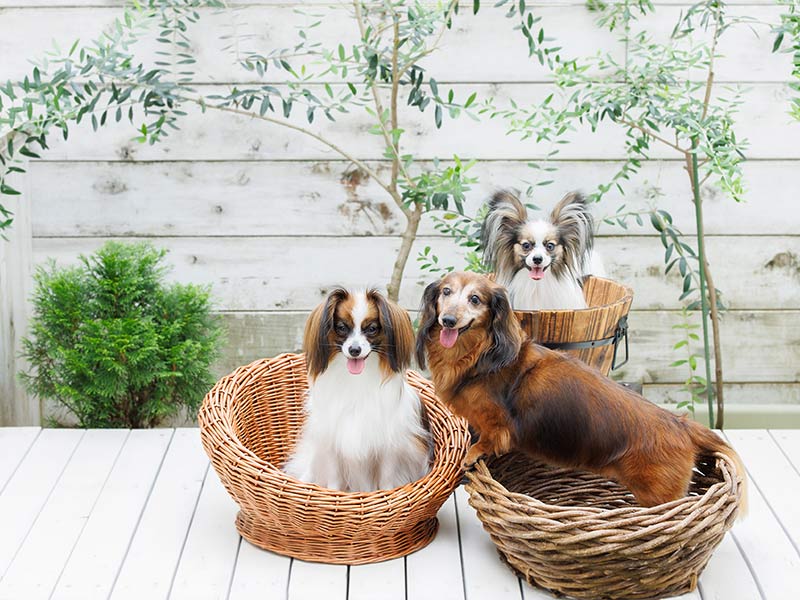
[386,207,422,302]
[704,264,725,428]
[688,147,723,427]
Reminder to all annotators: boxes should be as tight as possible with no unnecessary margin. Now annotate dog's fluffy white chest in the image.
[507,268,587,310]
[284,355,429,492]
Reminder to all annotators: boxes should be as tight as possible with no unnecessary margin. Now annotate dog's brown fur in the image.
[416,272,748,510]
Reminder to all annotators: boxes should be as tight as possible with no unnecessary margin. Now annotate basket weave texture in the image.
[465,451,744,600]
[516,275,633,375]
[198,353,470,565]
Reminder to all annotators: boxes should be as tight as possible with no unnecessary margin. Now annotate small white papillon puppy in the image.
[283,288,430,492]
[481,189,604,310]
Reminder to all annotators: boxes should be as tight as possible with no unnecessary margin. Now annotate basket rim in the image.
[199,353,469,504]
[511,275,633,317]
[464,451,742,520]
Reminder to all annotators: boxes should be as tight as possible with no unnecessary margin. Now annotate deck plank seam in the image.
[403,556,408,600]
[48,429,132,600]
[165,460,211,599]
[106,428,176,600]
[285,558,294,600]
[767,430,800,478]
[696,579,705,600]
[0,428,43,497]
[0,429,87,583]
[729,531,767,600]
[223,535,243,600]
[452,488,468,600]
[723,432,800,559]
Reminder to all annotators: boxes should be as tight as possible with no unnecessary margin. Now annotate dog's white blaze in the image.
[342,291,371,358]
[522,220,554,269]
[524,219,553,243]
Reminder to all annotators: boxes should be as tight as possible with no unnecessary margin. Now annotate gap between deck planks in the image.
[0,428,798,600]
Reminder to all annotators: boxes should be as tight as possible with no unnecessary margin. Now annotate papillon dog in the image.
[283,288,431,492]
[416,271,747,511]
[481,189,603,310]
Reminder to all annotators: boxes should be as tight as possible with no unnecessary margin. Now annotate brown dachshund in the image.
[416,271,747,509]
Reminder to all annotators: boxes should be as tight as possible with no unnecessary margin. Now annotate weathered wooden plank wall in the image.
[1,1,798,424]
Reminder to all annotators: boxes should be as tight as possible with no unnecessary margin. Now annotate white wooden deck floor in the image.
[0,428,798,600]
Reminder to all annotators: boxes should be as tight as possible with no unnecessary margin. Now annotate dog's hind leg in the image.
[615,458,694,507]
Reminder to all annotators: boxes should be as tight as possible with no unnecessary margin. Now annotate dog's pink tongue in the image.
[346,357,366,375]
[529,266,545,281]
[439,327,459,348]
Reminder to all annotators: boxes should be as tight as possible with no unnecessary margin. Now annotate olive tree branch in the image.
[353,0,413,216]
[190,97,393,198]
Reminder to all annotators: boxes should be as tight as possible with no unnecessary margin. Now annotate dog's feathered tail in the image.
[686,421,748,519]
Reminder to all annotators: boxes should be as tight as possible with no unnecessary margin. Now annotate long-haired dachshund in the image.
[415,271,747,509]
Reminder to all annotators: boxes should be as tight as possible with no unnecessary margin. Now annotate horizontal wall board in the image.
[0,5,788,83]
[207,309,800,384]
[31,235,800,311]
[644,383,800,407]
[26,83,800,162]
[0,5,623,84]
[618,309,800,384]
[42,387,800,429]
[27,159,800,238]
[641,4,791,83]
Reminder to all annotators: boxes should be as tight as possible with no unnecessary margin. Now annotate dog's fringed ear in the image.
[415,279,442,370]
[481,189,528,278]
[551,191,594,273]
[370,290,414,373]
[303,288,348,380]
[477,286,523,374]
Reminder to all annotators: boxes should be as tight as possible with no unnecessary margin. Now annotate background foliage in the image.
[19,241,223,428]
[420,0,792,425]
[0,0,481,301]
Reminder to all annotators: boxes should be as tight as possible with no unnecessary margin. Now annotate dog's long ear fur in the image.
[369,289,413,373]
[550,191,594,275]
[415,279,442,369]
[304,288,348,380]
[476,286,523,374]
[481,190,528,284]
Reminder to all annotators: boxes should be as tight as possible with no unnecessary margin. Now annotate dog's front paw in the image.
[462,446,486,470]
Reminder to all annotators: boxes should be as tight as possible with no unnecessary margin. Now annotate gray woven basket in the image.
[464,451,745,599]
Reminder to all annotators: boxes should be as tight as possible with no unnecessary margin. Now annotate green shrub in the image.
[19,241,224,428]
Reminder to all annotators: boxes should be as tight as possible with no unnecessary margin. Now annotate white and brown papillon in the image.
[481,189,603,310]
[283,288,431,492]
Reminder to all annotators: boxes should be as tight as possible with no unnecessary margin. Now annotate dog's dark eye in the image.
[334,322,349,335]
[364,323,379,336]
[442,287,451,296]
[546,242,556,251]
[520,241,532,252]
[469,295,481,306]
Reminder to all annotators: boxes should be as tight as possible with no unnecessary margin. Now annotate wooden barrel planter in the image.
[515,276,633,376]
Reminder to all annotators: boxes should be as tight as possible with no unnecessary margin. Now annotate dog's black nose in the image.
[441,315,457,328]
[532,255,543,265]
[348,344,362,357]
